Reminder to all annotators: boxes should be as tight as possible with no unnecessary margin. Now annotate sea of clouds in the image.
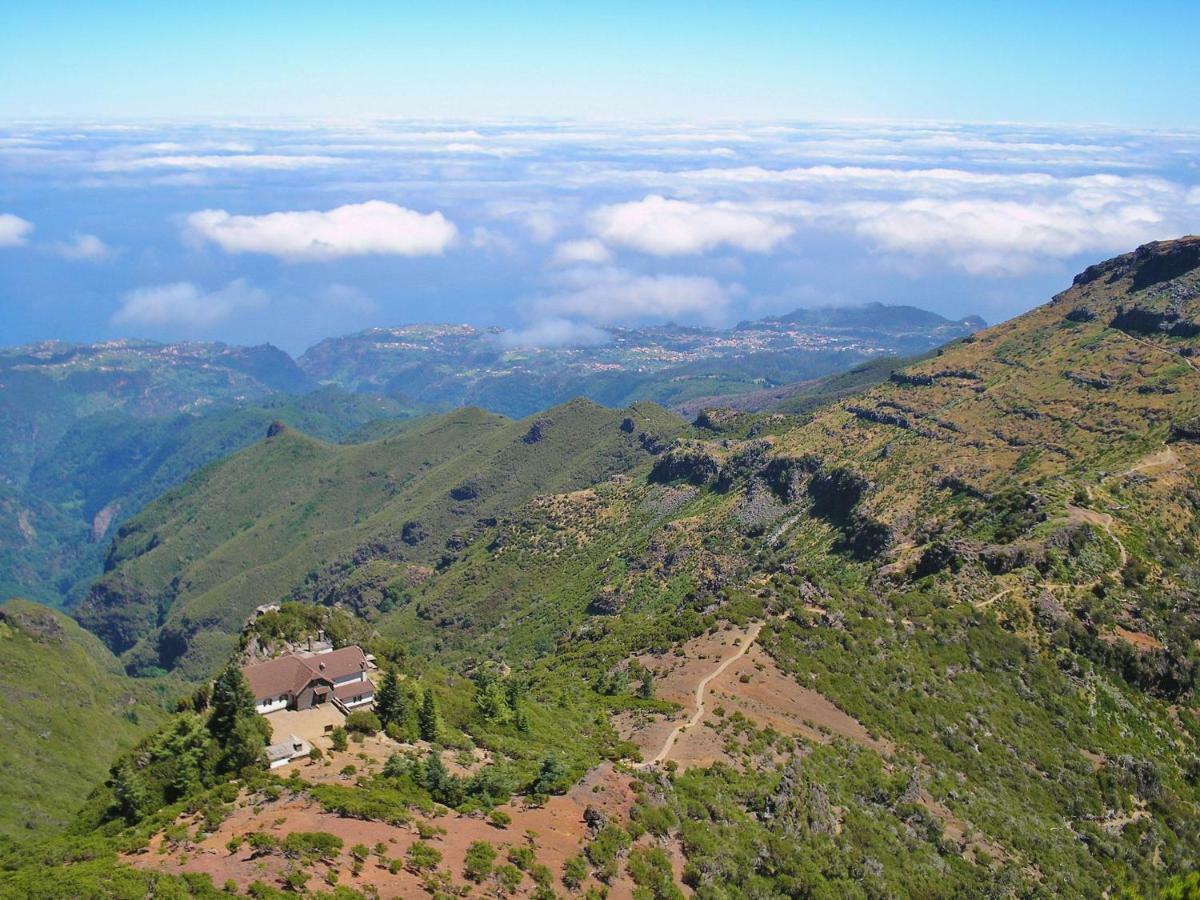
[1,119,1197,351]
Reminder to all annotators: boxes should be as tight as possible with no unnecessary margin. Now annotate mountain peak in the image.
[1072,235,1200,290]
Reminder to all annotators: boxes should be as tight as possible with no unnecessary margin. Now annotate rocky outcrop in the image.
[1073,236,1200,289]
[90,501,121,542]
[889,372,935,387]
[522,418,552,444]
[1169,417,1200,444]
[649,444,721,486]
[587,587,626,616]
[401,520,428,545]
[847,404,909,430]
[1110,306,1200,338]
[449,482,479,502]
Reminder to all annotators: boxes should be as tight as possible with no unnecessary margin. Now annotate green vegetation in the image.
[0,600,168,837]
[3,241,1200,895]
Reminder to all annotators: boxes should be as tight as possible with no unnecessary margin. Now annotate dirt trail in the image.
[640,621,763,767]
[1118,446,1178,477]
[974,587,1012,610]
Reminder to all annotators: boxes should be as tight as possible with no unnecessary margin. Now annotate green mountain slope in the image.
[16,239,1200,896]
[0,387,414,607]
[0,600,167,837]
[76,400,685,678]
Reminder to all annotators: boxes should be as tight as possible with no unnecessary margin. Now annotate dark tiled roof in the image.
[333,678,375,701]
[242,645,369,702]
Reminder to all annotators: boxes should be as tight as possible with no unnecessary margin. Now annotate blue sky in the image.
[0,4,1198,353]
[3,1,1199,124]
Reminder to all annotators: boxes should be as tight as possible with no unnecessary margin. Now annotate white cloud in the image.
[589,195,792,255]
[0,213,33,247]
[497,318,610,348]
[185,200,457,261]
[96,153,344,171]
[550,239,613,266]
[843,194,1176,275]
[53,233,114,261]
[530,267,731,325]
[469,227,518,255]
[518,210,560,243]
[113,279,268,329]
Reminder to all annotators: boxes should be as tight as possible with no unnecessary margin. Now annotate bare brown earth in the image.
[125,763,655,898]
[621,621,887,771]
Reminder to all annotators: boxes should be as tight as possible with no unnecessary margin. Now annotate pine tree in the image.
[533,754,568,795]
[418,687,439,741]
[375,667,403,727]
[209,663,269,772]
[208,665,257,743]
[110,759,147,823]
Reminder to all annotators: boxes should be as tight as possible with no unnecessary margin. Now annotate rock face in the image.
[1110,307,1200,338]
[650,444,721,486]
[1170,417,1200,444]
[401,521,428,546]
[1073,236,1200,289]
[90,501,121,542]
[522,418,552,444]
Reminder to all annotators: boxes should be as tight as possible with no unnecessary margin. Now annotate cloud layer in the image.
[53,233,114,261]
[0,213,33,247]
[590,195,792,256]
[114,279,268,328]
[185,201,457,261]
[531,267,732,325]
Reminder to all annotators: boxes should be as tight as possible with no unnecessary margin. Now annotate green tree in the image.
[418,687,439,741]
[533,754,568,795]
[110,759,147,823]
[422,750,461,806]
[208,664,269,772]
[375,667,404,728]
[208,665,257,744]
[223,715,269,772]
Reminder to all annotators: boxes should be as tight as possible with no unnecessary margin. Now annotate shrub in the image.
[562,854,589,890]
[329,727,348,752]
[281,831,343,863]
[507,845,535,870]
[406,841,443,872]
[494,863,523,894]
[626,846,684,899]
[487,809,512,829]
[463,840,497,882]
[585,824,631,883]
[345,710,381,735]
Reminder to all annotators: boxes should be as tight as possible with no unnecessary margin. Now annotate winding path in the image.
[641,621,764,767]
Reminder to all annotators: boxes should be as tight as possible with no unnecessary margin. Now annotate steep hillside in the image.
[0,600,167,837]
[77,400,685,678]
[0,388,414,607]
